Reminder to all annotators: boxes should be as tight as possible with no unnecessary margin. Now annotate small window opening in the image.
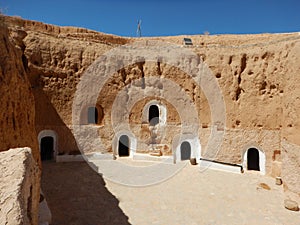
[88,107,98,124]
[149,105,159,126]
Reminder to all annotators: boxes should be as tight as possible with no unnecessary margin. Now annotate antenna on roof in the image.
[137,19,142,37]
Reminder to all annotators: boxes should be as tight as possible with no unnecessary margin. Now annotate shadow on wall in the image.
[41,161,130,225]
[33,88,80,154]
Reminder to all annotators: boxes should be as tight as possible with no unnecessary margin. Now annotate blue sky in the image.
[1,0,300,37]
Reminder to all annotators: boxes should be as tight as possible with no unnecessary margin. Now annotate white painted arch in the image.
[173,134,201,163]
[38,130,58,160]
[112,130,137,158]
[242,143,266,175]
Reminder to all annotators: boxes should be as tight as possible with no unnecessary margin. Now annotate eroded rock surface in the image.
[1,15,300,210]
[0,148,40,225]
[0,16,38,162]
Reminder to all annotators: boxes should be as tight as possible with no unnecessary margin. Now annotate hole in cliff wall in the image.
[180,141,191,160]
[119,68,126,82]
[228,56,233,65]
[240,54,247,75]
[237,75,241,85]
[215,73,221,78]
[157,61,162,75]
[137,61,145,89]
[259,81,267,92]
[81,105,104,125]
[262,52,268,59]
[149,105,159,126]
[247,148,260,171]
[235,87,242,101]
[118,135,129,157]
[22,54,28,71]
[40,136,54,161]
[88,107,98,124]
[202,123,208,128]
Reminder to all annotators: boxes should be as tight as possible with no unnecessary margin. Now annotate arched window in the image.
[247,148,260,171]
[40,136,54,161]
[149,105,159,126]
[118,135,130,157]
[88,107,98,124]
[180,141,191,160]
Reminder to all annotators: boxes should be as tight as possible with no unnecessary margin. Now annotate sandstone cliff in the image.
[1,15,299,207]
[0,16,39,162]
[0,16,40,225]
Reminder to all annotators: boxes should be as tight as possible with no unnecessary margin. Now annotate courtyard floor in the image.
[41,159,299,225]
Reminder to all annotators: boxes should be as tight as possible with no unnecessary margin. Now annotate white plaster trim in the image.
[199,160,242,174]
[133,153,174,163]
[38,130,58,160]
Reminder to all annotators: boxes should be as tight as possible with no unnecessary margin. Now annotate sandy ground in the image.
[41,160,299,225]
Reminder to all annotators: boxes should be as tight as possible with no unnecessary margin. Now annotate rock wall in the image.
[4,15,298,156]
[2,15,300,207]
[3,16,129,155]
[0,148,40,225]
[281,40,300,205]
[0,16,39,162]
[0,16,40,225]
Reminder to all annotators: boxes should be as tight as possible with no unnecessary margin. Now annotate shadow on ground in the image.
[41,161,130,225]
